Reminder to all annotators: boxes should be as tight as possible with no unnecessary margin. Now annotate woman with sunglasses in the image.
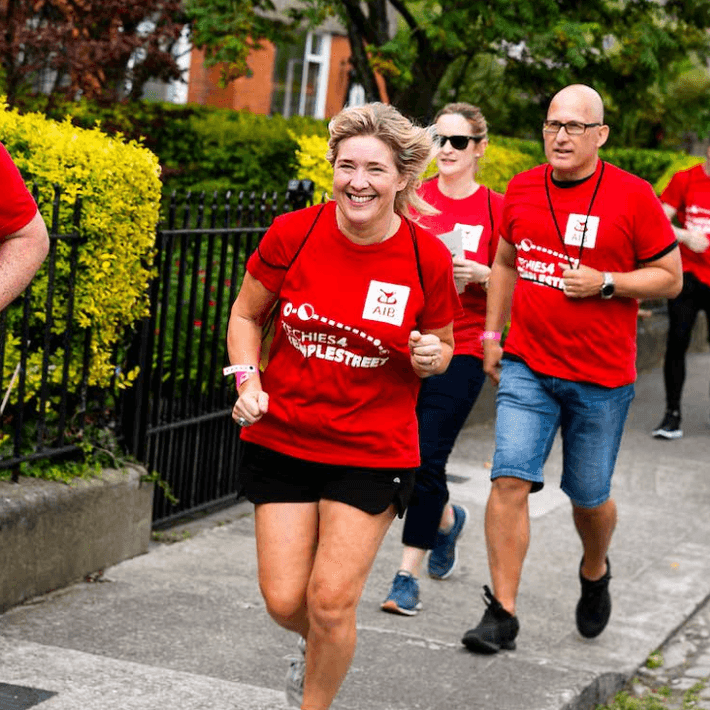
[381,102,503,616]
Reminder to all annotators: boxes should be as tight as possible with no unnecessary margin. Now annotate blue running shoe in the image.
[381,571,422,616]
[428,504,469,580]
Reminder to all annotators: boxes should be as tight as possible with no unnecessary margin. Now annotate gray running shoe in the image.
[285,635,306,708]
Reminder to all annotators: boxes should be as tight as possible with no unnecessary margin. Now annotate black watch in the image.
[600,272,615,299]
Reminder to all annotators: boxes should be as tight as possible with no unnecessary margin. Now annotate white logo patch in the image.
[456,223,484,253]
[564,214,599,249]
[362,280,410,327]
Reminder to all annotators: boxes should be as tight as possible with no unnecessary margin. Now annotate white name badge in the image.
[362,280,410,327]
[564,214,599,249]
[456,223,484,253]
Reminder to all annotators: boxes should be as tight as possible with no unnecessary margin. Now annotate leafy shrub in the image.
[16,96,330,200]
[0,102,161,403]
[478,142,541,193]
[495,135,545,163]
[292,132,332,200]
[178,111,300,197]
[600,147,682,186]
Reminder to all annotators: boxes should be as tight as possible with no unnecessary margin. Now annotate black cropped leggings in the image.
[662,272,710,413]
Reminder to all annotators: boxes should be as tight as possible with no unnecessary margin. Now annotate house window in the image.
[271,32,331,119]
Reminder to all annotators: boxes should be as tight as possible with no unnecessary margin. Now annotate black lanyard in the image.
[544,161,605,269]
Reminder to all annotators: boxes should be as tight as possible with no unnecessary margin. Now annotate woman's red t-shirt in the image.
[414,179,502,358]
[240,201,460,468]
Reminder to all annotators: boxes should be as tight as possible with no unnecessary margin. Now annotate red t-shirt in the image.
[501,160,677,387]
[240,201,460,468]
[414,179,502,358]
[660,163,710,287]
[0,143,38,241]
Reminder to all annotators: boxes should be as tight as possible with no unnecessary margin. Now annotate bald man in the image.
[461,85,682,653]
[0,143,49,312]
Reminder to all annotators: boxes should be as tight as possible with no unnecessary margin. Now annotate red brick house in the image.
[181,4,390,119]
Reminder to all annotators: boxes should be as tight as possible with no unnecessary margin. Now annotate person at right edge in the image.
[461,84,682,655]
[651,144,710,440]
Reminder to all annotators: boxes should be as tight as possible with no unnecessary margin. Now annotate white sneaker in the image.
[285,636,306,707]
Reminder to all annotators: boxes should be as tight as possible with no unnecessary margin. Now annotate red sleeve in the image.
[633,180,678,263]
[660,169,687,212]
[416,228,460,332]
[0,144,38,240]
[246,204,327,294]
[499,173,524,247]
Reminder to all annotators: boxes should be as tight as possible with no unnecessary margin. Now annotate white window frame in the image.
[298,32,331,119]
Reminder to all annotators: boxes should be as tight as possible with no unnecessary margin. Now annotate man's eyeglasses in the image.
[436,134,485,150]
[543,120,601,136]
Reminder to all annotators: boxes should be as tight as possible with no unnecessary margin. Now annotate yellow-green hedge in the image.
[292,132,539,202]
[0,102,161,404]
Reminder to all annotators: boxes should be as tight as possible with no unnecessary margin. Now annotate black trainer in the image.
[461,585,519,654]
[575,557,612,639]
[652,410,682,439]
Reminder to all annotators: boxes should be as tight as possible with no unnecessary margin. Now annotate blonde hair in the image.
[435,102,488,139]
[326,102,433,218]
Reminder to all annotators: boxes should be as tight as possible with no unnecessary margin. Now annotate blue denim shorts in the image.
[491,359,635,508]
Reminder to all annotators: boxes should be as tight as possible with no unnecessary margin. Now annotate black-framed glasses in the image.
[436,134,485,150]
[543,120,601,136]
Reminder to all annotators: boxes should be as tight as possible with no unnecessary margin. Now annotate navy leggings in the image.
[402,355,486,550]
[663,272,710,413]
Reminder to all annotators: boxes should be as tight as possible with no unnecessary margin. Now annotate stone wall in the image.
[0,465,153,613]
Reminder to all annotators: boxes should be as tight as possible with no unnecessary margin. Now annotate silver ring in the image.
[236,417,248,427]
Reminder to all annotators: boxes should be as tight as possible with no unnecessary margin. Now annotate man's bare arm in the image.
[0,211,50,311]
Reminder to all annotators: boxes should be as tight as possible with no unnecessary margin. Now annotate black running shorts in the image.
[239,442,415,518]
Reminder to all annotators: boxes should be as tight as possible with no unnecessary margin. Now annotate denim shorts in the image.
[491,359,635,508]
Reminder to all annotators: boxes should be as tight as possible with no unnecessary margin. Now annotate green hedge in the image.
[15,96,329,199]
[15,95,695,199]
[0,102,161,407]
[600,147,680,189]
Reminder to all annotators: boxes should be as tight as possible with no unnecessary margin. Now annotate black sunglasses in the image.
[436,134,484,150]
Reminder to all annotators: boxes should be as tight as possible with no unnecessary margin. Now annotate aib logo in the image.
[363,280,410,327]
[377,289,398,305]
[564,213,599,248]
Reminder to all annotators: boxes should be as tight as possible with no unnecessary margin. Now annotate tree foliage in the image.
[0,0,186,105]
[184,0,304,87]
[293,0,710,144]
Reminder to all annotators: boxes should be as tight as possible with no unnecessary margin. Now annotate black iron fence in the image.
[0,187,94,481]
[1,180,315,525]
[126,181,316,526]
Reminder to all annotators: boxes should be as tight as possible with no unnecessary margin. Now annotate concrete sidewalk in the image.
[0,354,709,710]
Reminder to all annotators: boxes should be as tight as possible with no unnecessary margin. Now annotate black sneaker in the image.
[461,585,519,654]
[575,557,612,639]
[652,411,682,439]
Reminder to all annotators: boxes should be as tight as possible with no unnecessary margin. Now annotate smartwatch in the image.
[600,272,615,299]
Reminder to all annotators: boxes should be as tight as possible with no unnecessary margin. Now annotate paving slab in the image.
[0,353,708,710]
